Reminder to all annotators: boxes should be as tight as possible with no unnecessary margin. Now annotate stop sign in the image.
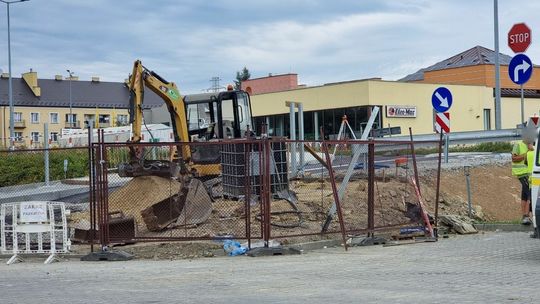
[508,23,532,53]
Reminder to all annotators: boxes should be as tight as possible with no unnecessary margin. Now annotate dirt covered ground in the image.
[430,162,521,222]
[69,162,522,259]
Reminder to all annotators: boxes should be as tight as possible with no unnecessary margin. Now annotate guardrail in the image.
[375,128,520,145]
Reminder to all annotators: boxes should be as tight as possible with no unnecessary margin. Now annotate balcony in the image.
[13,120,26,128]
[64,120,81,129]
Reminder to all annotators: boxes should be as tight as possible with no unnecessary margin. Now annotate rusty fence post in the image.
[408,127,421,195]
[101,130,110,246]
[244,141,252,249]
[88,128,95,252]
[367,140,375,235]
[263,137,272,247]
[97,129,109,249]
[321,139,348,251]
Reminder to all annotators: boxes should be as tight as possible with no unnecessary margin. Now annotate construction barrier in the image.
[0,201,70,264]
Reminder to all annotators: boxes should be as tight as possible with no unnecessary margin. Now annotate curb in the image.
[474,223,534,232]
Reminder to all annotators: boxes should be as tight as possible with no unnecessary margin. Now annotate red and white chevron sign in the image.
[435,112,450,133]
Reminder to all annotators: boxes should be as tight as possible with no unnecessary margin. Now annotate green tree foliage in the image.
[234,67,251,90]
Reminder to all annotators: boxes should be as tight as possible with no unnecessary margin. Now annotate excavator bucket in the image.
[175,178,213,226]
[141,178,213,231]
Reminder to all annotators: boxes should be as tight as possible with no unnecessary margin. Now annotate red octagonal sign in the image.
[508,23,532,53]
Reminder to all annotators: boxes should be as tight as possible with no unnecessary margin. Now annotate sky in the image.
[1,0,540,94]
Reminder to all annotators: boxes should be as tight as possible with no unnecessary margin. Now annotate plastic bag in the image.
[223,240,247,256]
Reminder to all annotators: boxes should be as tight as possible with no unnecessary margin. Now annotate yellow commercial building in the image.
[249,46,540,138]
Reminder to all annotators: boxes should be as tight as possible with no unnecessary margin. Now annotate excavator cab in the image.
[185,90,253,165]
[185,90,253,141]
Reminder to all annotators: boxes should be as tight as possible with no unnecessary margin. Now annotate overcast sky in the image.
[0,0,539,94]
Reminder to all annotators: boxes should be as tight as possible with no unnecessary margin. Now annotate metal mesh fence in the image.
[96,140,265,243]
[0,147,92,251]
[0,135,442,251]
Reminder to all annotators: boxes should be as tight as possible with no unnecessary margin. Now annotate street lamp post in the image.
[1,0,29,149]
[66,69,74,128]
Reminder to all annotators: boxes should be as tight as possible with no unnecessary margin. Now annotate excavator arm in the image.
[128,60,191,162]
[121,60,192,177]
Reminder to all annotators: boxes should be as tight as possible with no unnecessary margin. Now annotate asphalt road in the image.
[1,231,539,304]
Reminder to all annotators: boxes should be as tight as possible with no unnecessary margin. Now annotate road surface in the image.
[1,231,539,303]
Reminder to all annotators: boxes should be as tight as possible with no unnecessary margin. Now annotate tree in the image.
[234,67,250,90]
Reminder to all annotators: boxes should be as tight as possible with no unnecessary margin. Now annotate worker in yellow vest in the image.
[512,139,533,225]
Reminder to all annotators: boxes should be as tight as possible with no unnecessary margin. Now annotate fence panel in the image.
[97,140,264,243]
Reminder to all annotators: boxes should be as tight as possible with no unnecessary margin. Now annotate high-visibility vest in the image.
[512,141,528,177]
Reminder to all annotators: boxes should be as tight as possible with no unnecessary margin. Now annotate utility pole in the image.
[494,0,502,129]
[66,69,74,128]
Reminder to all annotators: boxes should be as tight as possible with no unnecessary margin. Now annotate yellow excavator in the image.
[118,59,254,179]
[116,60,255,229]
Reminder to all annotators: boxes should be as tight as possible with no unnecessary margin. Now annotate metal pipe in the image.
[444,134,449,163]
[494,0,501,129]
[321,137,348,250]
[2,0,29,149]
[409,127,421,195]
[67,69,74,127]
[289,101,297,177]
[521,84,524,124]
[44,123,49,186]
[264,138,272,246]
[244,141,251,249]
[101,129,110,247]
[434,131,443,237]
[6,2,12,149]
[88,120,95,252]
[465,165,472,217]
[314,112,319,140]
[298,102,304,174]
[367,140,375,235]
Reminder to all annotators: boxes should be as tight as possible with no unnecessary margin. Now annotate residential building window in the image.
[50,132,59,142]
[14,132,23,142]
[84,114,96,128]
[117,114,129,126]
[31,132,40,143]
[31,112,40,124]
[483,109,491,130]
[66,113,77,123]
[99,114,110,124]
[14,112,23,122]
[50,113,59,124]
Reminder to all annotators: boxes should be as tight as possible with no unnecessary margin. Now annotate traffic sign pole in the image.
[521,84,524,124]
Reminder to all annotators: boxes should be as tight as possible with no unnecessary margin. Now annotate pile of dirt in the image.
[430,163,521,222]
[108,175,182,225]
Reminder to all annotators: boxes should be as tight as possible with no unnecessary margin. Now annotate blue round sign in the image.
[431,87,453,113]
[508,54,533,85]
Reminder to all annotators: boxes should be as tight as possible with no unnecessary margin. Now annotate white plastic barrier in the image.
[1,201,71,264]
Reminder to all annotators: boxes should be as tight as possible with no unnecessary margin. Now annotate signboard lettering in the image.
[386,106,417,118]
[20,202,48,223]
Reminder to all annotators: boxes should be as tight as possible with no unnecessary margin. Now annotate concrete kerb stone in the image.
[474,223,534,232]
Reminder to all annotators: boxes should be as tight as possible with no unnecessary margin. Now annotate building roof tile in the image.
[0,77,164,109]
[399,45,513,82]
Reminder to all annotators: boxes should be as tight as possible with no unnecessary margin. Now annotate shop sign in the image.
[386,106,417,118]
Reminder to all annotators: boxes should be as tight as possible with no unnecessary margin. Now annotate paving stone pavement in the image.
[1,231,540,304]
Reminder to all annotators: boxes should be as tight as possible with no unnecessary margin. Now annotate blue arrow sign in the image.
[431,87,453,113]
[508,54,533,85]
